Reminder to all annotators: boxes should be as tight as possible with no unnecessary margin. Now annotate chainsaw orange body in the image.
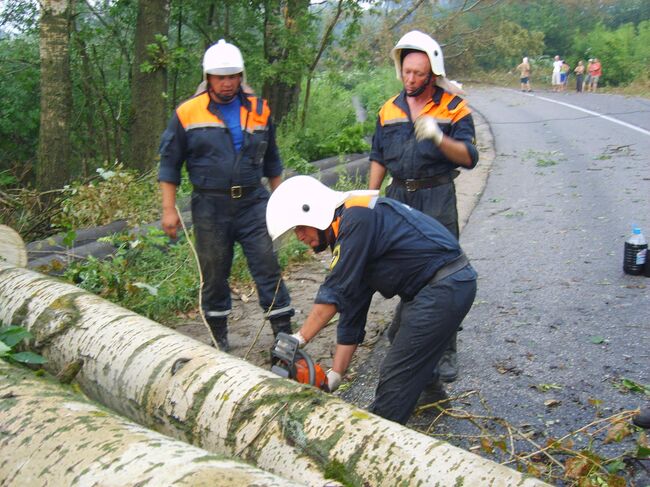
[294,358,328,390]
[270,333,329,391]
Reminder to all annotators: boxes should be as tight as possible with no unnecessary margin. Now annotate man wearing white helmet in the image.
[368,31,479,383]
[158,40,293,352]
[266,176,477,424]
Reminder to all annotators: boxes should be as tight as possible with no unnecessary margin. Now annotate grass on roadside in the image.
[62,227,312,326]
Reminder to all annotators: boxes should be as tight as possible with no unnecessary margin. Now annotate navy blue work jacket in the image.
[158,90,283,189]
[315,196,463,345]
[370,88,479,179]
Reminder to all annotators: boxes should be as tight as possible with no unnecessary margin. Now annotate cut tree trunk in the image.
[0,361,302,486]
[0,262,549,487]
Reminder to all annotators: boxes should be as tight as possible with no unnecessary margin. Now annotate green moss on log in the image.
[225,376,365,482]
[31,293,84,349]
[166,372,223,443]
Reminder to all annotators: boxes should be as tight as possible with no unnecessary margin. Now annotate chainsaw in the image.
[270,332,329,391]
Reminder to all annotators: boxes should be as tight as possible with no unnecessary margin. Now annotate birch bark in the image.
[0,262,549,487]
[0,361,303,486]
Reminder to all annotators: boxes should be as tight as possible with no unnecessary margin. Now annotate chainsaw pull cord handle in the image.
[296,349,316,386]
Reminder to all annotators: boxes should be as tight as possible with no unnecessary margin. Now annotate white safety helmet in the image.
[391,30,446,80]
[203,39,246,82]
[266,176,379,241]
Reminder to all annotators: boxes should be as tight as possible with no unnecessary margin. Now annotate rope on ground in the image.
[176,205,213,342]
[244,276,282,361]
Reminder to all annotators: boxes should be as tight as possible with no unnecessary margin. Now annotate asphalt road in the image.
[459,87,649,426]
[343,87,650,482]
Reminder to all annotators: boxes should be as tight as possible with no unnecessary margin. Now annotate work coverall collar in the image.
[206,89,252,118]
[393,86,445,119]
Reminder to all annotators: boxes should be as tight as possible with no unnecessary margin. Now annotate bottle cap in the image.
[633,227,641,234]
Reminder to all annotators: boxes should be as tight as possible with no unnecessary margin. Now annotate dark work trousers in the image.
[386,181,459,239]
[191,188,292,320]
[386,181,461,356]
[371,265,477,424]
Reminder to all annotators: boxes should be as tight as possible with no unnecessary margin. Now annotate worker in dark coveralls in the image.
[158,40,293,352]
[266,176,477,424]
[368,31,479,384]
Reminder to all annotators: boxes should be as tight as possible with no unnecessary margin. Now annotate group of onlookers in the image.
[516,56,602,93]
[552,55,602,93]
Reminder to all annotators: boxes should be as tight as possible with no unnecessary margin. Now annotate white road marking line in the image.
[524,92,650,137]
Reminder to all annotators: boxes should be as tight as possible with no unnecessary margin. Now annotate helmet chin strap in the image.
[215,92,236,102]
[406,72,433,97]
[313,229,329,253]
[207,84,240,103]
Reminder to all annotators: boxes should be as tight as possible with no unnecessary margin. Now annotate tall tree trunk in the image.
[262,0,309,124]
[171,0,183,108]
[0,261,548,487]
[129,0,170,173]
[37,0,73,191]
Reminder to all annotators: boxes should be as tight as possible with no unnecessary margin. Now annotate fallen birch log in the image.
[0,262,549,486]
[0,361,302,486]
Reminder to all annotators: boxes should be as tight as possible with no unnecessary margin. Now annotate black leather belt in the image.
[392,171,459,192]
[193,185,260,199]
[429,253,470,284]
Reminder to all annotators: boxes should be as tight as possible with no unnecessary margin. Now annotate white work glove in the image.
[414,116,443,146]
[326,369,342,393]
[291,331,307,348]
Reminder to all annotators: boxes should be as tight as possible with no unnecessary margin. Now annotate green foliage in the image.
[140,34,171,73]
[53,165,160,230]
[352,67,402,116]
[0,33,40,174]
[615,377,650,395]
[0,170,18,187]
[63,228,199,323]
[0,325,46,365]
[333,164,369,191]
[495,0,576,56]
[277,65,401,166]
[475,20,545,70]
[0,185,54,240]
[572,21,650,86]
[277,74,376,165]
[277,235,311,269]
[461,0,649,90]
[62,227,310,325]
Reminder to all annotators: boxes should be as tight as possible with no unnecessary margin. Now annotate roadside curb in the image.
[457,106,495,235]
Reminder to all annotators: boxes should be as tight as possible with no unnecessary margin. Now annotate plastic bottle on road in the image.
[623,226,647,275]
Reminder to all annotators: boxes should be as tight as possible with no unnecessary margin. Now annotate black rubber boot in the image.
[207,317,230,352]
[270,316,293,337]
[633,406,650,429]
[438,332,458,383]
[417,379,448,408]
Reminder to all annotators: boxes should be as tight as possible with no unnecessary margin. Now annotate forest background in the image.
[1,0,649,242]
[2,0,649,320]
